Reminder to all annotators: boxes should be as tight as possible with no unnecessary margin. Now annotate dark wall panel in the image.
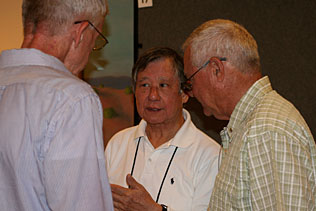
[137,0,316,142]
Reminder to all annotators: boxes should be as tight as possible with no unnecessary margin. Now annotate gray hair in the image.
[22,0,108,35]
[183,19,260,74]
[132,47,185,92]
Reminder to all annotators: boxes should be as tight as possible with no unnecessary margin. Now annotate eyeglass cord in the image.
[130,137,178,203]
[130,137,141,176]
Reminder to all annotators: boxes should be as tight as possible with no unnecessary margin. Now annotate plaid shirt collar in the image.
[221,76,273,149]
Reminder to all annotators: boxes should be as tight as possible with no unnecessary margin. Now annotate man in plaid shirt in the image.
[182,19,316,210]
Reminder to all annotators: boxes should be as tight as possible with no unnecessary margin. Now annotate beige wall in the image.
[0,0,23,52]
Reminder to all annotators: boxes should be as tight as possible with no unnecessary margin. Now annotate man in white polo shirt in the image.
[105,47,220,211]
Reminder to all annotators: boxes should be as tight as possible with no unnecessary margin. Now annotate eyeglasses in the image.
[181,57,226,93]
[74,20,109,51]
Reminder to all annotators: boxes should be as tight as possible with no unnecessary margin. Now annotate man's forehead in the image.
[137,70,177,80]
[136,69,180,85]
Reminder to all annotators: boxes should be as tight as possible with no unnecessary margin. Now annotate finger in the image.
[111,184,129,196]
[113,199,125,211]
[111,189,129,209]
[112,189,131,211]
[111,189,122,202]
[126,174,141,190]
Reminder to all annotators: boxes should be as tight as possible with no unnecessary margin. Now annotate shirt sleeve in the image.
[43,94,114,211]
[247,131,315,210]
[190,149,219,211]
[104,136,114,177]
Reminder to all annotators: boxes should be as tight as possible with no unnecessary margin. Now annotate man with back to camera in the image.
[182,19,316,210]
[0,0,114,210]
[105,47,220,211]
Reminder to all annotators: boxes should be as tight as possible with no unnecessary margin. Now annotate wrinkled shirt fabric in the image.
[209,76,316,210]
[0,48,114,211]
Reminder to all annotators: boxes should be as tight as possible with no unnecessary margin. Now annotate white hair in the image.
[22,0,108,35]
[183,19,260,73]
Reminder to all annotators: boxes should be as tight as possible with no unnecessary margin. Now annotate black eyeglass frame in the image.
[181,57,227,93]
[74,20,109,51]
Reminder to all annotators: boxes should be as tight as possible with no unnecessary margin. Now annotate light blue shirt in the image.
[0,48,114,211]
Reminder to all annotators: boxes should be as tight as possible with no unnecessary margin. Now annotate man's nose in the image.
[148,87,160,100]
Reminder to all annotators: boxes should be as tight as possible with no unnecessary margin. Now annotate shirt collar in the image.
[0,48,70,75]
[133,109,197,149]
[221,76,273,148]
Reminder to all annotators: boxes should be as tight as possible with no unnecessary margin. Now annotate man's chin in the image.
[202,108,213,117]
[203,108,228,120]
[213,113,230,121]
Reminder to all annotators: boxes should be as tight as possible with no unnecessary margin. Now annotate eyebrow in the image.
[137,77,150,83]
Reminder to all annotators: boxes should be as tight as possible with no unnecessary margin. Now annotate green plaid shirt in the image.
[209,76,316,210]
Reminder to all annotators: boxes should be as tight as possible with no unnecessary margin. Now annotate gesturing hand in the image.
[111,174,162,211]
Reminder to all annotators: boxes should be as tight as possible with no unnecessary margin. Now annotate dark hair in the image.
[132,47,184,91]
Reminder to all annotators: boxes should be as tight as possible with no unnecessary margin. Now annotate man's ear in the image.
[209,57,225,82]
[181,90,189,104]
[73,21,89,48]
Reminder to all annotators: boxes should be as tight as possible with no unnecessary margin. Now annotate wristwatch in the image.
[161,204,168,211]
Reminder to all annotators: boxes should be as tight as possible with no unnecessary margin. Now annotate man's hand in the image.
[111,174,162,211]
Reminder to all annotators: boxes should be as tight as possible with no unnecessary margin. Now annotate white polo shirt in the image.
[105,109,220,211]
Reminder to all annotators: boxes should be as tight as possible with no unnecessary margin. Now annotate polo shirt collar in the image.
[133,109,196,149]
